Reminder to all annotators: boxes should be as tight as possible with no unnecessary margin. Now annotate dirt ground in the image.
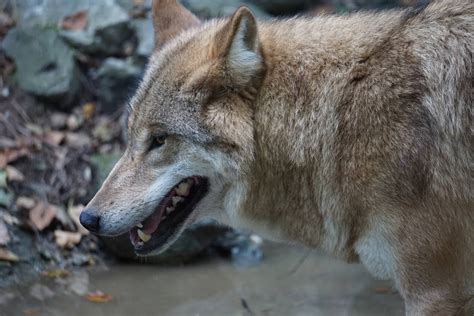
[1,242,404,316]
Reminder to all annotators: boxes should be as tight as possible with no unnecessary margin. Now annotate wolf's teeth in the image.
[175,182,191,196]
[166,207,175,214]
[137,241,144,246]
[172,196,184,207]
[137,229,151,242]
[136,223,143,228]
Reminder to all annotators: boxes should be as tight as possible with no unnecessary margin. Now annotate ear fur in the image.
[216,7,264,87]
[152,0,201,49]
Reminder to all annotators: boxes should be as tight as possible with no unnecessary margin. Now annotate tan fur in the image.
[83,1,474,314]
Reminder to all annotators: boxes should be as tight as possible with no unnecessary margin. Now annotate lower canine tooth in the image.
[166,207,175,214]
[137,229,151,242]
[172,196,184,206]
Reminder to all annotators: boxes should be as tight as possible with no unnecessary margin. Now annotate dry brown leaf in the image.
[16,196,36,210]
[5,165,25,182]
[41,269,70,279]
[86,291,113,303]
[23,308,41,316]
[60,10,88,31]
[374,287,392,294]
[0,147,29,169]
[44,131,65,146]
[0,248,19,262]
[0,219,10,246]
[68,204,89,235]
[29,201,58,231]
[82,102,96,120]
[54,230,82,249]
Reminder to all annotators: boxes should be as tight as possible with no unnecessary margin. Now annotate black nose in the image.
[79,209,100,233]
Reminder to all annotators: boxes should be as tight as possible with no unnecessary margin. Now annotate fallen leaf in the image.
[23,308,41,315]
[60,10,88,31]
[82,102,96,120]
[0,219,10,246]
[86,291,113,303]
[66,114,83,131]
[25,123,43,136]
[16,196,36,210]
[44,131,65,146]
[0,248,19,262]
[41,269,70,279]
[50,112,68,129]
[0,147,29,168]
[6,165,25,182]
[54,230,82,249]
[68,204,89,235]
[29,201,57,231]
[65,133,91,148]
[374,287,392,294]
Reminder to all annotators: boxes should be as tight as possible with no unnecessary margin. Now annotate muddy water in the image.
[1,243,404,316]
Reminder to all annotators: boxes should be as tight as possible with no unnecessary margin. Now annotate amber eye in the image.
[149,134,167,151]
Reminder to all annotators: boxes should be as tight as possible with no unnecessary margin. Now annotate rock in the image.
[214,230,264,267]
[97,58,143,112]
[131,18,155,58]
[182,0,270,19]
[59,1,136,56]
[2,28,80,106]
[0,190,13,207]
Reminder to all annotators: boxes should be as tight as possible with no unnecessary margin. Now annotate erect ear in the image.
[215,7,264,87]
[152,0,201,49]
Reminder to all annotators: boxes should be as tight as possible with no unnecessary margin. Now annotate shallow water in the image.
[1,243,404,316]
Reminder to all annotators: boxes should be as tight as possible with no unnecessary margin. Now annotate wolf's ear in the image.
[215,7,264,86]
[152,0,201,49]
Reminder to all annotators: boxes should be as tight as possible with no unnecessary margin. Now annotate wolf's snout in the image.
[79,208,101,233]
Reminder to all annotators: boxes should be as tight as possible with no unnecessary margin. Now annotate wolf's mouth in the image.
[129,176,208,255]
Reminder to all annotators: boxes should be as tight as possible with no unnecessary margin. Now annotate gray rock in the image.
[59,1,135,56]
[2,28,80,106]
[131,17,154,58]
[97,58,143,112]
[182,0,270,19]
[10,0,135,56]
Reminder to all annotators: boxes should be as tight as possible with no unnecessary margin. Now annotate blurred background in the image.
[1,0,427,315]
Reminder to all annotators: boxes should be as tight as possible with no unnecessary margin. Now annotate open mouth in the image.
[129,176,208,255]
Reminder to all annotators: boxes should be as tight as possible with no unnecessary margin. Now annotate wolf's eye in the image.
[149,134,167,151]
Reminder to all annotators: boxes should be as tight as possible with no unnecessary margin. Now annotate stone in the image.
[131,17,155,58]
[59,1,135,56]
[97,58,143,112]
[2,28,80,106]
[182,0,270,19]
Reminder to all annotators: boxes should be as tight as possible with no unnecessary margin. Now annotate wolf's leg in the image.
[404,291,473,316]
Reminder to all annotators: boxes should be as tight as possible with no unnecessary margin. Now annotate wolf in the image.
[80,0,473,314]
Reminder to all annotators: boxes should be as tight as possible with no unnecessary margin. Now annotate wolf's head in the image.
[80,0,266,255]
